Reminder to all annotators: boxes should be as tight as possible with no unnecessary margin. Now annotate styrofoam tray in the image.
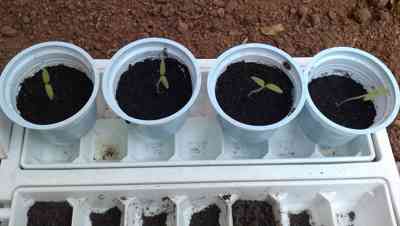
[7,179,396,226]
[18,58,376,169]
[0,112,12,162]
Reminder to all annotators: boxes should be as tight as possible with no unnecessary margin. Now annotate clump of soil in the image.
[190,204,221,226]
[289,211,312,226]
[309,75,376,129]
[90,206,122,226]
[232,200,278,226]
[221,194,231,200]
[116,58,192,120]
[27,201,73,226]
[142,212,168,226]
[216,62,293,125]
[17,65,93,125]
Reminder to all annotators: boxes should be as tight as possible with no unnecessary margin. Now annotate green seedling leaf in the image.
[248,76,283,97]
[41,67,54,100]
[41,68,50,84]
[44,84,54,100]
[160,75,169,89]
[363,86,389,101]
[251,76,265,87]
[265,83,284,94]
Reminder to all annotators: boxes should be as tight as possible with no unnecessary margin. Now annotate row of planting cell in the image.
[21,117,373,168]
[9,181,395,226]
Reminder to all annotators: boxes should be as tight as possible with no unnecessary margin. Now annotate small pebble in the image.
[177,20,188,33]
[328,10,337,21]
[22,16,31,24]
[1,26,17,37]
[298,6,309,17]
[311,14,321,26]
[213,0,225,7]
[353,8,372,24]
[217,8,225,17]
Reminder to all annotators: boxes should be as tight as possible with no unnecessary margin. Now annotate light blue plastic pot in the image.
[102,38,201,140]
[299,47,400,148]
[0,42,99,145]
[208,44,307,144]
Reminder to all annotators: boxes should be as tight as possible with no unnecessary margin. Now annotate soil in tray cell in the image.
[190,204,221,226]
[309,75,376,129]
[142,212,168,226]
[289,211,312,226]
[116,58,192,120]
[232,200,278,226]
[216,62,293,126]
[27,201,73,226]
[17,65,93,125]
[90,206,122,226]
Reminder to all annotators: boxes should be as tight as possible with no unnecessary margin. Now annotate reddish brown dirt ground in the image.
[1,0,400,159]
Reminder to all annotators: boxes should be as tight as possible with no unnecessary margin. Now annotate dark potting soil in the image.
[190,204,221,226]
[17,65,93,125]
[90,206,122,226]
[142,212,168,226]
[232,200,278,226]
[116,58,192,120]
[216,62,293,125]
[27,201,73,226]
[348,211,356,222]
[289,211,312,226]
[309,75,376,129]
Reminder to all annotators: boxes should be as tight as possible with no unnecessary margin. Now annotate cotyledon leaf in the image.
[265,83,284,94]
[363,86,389,101]
[250,76,265,87]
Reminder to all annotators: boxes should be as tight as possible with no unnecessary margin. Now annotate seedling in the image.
[156,48,169,93]
[336,86,389,107]
[248,75,283,97]
[41,68,55,100]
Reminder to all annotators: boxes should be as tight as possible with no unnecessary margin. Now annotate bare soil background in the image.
[1,0,400,159]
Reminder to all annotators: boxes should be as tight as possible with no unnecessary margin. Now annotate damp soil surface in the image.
[27,201,73,226]
[289,211,312,226]
[116,58,192,120]
[309,75,376,129]
[90,206,122,226]
[232,200,278,226]
[17,65,93,125]
[190,204,221,226]
[216,62,293,125]
[142,212,168,226]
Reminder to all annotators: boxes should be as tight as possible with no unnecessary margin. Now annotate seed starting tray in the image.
[0,58,399,226]
[19,59,375,169]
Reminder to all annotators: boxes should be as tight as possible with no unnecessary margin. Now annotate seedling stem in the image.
[336,86,389,107]
[156,48,169,93]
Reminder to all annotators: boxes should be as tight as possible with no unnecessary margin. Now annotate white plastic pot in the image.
[207,44,307,144]
[102,38,201,139]
[0,42,99,145]
[298,47,400,148]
